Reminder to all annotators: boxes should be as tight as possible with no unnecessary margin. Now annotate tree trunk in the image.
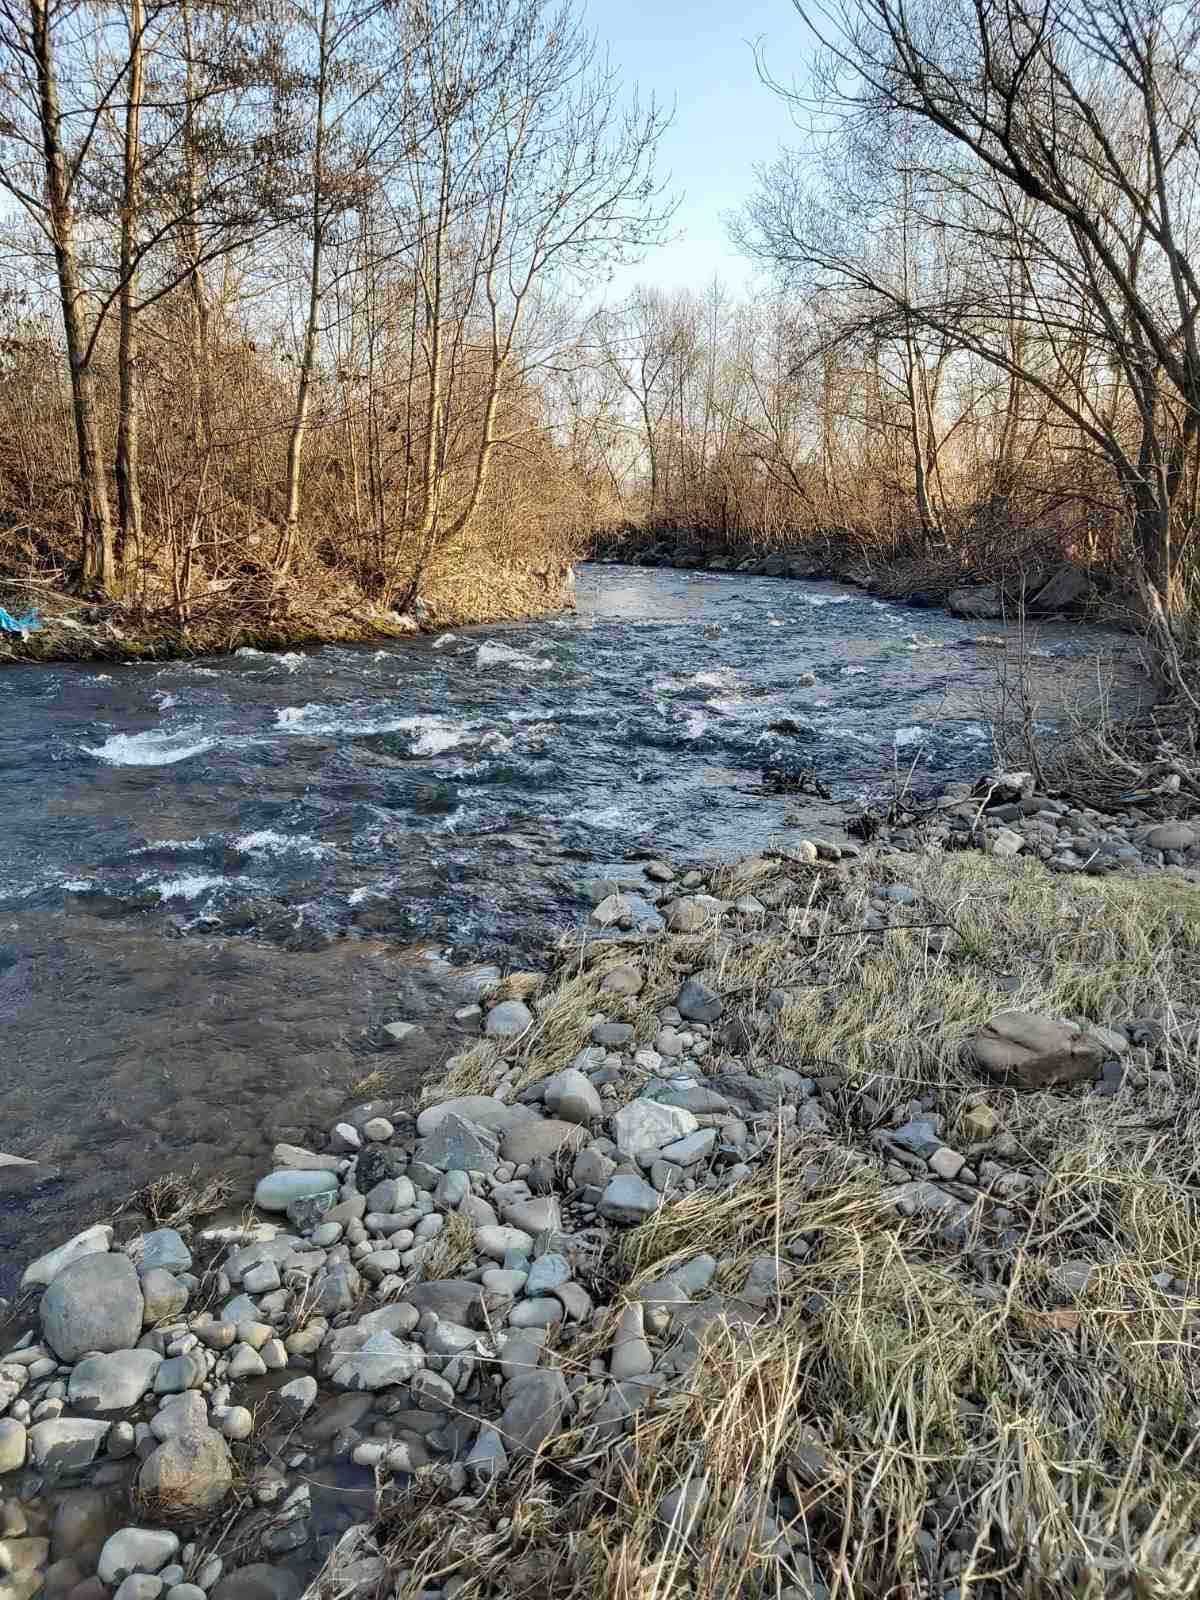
[30,0,115,592]
[279,0,333,573]
[115,0,146,584]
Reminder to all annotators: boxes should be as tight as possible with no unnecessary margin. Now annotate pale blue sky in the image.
[584,0,814,298]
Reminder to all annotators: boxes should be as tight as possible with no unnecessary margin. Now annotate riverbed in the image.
[0,564,1145,1289]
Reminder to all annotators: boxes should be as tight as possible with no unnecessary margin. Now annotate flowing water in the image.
[0,563,1144,1289]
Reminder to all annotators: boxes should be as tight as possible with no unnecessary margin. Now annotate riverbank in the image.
[594,529,1133,627]
[3,820,1199,1600]
[0,558,578,667]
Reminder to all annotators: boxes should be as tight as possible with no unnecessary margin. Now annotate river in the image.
[0,562,1143,1289]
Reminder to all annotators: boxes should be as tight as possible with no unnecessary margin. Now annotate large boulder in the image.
[41,1252,144,1362]
[948,585,1005,620]
[962,1011,1127,1089]
[138,1427,233,1517]
[1030,563,1092,613]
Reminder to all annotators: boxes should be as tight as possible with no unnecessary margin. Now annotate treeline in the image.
[578,0,1199,665]
[0,0,669,627]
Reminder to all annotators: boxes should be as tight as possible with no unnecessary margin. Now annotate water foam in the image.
[236,830,329,859]
[84,727,214,766]
[275,703,471,754]
[154,872,233,900]
[475,641,551,671]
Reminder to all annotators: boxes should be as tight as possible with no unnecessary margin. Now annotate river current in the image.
[0,563,1142,1288]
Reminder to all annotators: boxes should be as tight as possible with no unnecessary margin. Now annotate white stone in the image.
[21,1224,112,1290]
[612,1100,699,1159]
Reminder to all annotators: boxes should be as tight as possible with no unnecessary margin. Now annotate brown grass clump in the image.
[118,1165,234,1229]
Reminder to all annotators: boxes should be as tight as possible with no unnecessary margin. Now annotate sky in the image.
[583,0,816,301]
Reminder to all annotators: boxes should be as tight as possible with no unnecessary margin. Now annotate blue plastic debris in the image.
[0,606,40,634]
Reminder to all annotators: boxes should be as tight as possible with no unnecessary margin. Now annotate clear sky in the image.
[583,0,815,300]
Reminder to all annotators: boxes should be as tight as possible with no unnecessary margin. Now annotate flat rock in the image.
[598,1174,661,1224]
[1143,822,1197,852]
[271,1143,342,1172]
[211,1567,301,1600]
[0,1417,27,1472]
[29,1419,111,1472]
[330,1331,425,1391]
[41,1252,144,1362]
[476,1224,533,1261]
[142,1269,189,1323]
[415,1114,500,1174]
[22,1225,113,1291]
[613,1100,698,1158]
[68,1350,163,1414]
[415,1097,530,1136]
[525,1254,572,1296]
[963,1011,1124,1089]
[253,1170,338,1212]
[402,1279,484,1322]
[150,1393,208,1441]
[499,1196,561,1234]
[500,1118,587,1165]
[497,1368,568,1458]
[659,1129,716,1166]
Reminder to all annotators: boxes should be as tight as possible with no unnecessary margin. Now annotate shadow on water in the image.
[0,564,1149,1289]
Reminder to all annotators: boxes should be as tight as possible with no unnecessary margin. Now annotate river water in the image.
[0,563,1143,1289]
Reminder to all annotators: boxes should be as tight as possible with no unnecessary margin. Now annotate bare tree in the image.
[385,0,673,604]
[739,0,1200,643]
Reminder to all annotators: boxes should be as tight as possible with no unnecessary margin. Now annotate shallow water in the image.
[0,564,1144,1290]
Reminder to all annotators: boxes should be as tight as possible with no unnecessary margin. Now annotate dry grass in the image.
[117,1165,234,1229]
[375,851,1200,1599]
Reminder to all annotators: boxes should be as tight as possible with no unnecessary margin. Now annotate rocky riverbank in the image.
[595,532,1121,625]
[858,769,1200,883]
[3,819,1199,1600]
